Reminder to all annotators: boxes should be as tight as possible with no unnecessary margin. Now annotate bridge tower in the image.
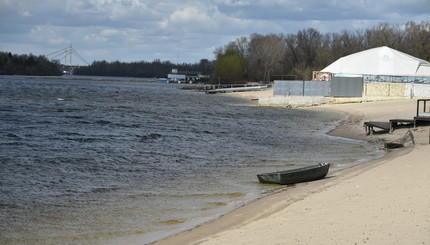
[47,45,89,74]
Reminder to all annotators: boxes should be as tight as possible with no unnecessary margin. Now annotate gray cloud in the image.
[0,0,428,64]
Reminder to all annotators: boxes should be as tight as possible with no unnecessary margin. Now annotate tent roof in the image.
[321,46,430,77]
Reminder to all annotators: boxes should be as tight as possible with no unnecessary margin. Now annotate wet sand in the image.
[150,92,430,245]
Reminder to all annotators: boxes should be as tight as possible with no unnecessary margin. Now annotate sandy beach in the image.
[151,91,430,245]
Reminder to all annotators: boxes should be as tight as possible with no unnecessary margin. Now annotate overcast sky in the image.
[1,0,429,65]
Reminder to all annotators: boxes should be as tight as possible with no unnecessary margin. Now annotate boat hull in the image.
[257,163,330,185]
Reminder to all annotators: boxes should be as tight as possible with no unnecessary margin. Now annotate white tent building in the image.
[266,46,430,107]
[322,46,430,77]
[318,46,430,99]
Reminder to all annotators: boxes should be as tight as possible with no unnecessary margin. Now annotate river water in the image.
[0,76,383,244]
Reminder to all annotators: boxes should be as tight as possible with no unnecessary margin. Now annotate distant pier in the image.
[203,84,270,94]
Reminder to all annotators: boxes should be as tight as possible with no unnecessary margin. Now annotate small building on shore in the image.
[160,69,210,83]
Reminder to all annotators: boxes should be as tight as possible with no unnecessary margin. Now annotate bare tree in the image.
[329,30,366,59]
[403,21,430,61]
[215,36,249,59]
[296,28,322,67]
[225,36,249,58]
[212,21,430,83]
[247,33,286,82]
[365,23,406,49]
[284,34,299,68]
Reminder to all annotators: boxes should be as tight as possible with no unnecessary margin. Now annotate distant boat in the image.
[257,163,330,185]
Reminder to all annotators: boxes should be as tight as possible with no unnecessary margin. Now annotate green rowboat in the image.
[257,163,330,185]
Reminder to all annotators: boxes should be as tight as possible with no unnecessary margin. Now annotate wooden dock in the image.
[389,119,415,131]
[364,119,417,135]
[364,99,430,135]
[203,84,269,94]
[414,99,430,127]
[364,121,391,135]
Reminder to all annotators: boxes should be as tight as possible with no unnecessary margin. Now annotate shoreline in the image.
[149,92,429,244]
[150,149,412,245]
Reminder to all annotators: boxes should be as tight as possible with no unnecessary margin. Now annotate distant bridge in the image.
[47,44,89,74]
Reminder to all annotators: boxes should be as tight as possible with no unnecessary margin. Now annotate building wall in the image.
[363,83,405,97]
[363,82,430,99]
[405,83,430,98]
[274,80,330,96]
[331,77,363,97]
[264,80,430,108]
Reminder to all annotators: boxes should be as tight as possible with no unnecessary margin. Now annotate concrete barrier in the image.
[258,82,430,107]
[258,96,330,107]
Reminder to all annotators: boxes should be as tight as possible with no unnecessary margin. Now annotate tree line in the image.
[2,21,428,81]
[74,59,214,78]
[0,52,62,76]
[214,21,430,83]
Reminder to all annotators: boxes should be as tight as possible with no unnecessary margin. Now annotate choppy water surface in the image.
[0,76,383,244]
